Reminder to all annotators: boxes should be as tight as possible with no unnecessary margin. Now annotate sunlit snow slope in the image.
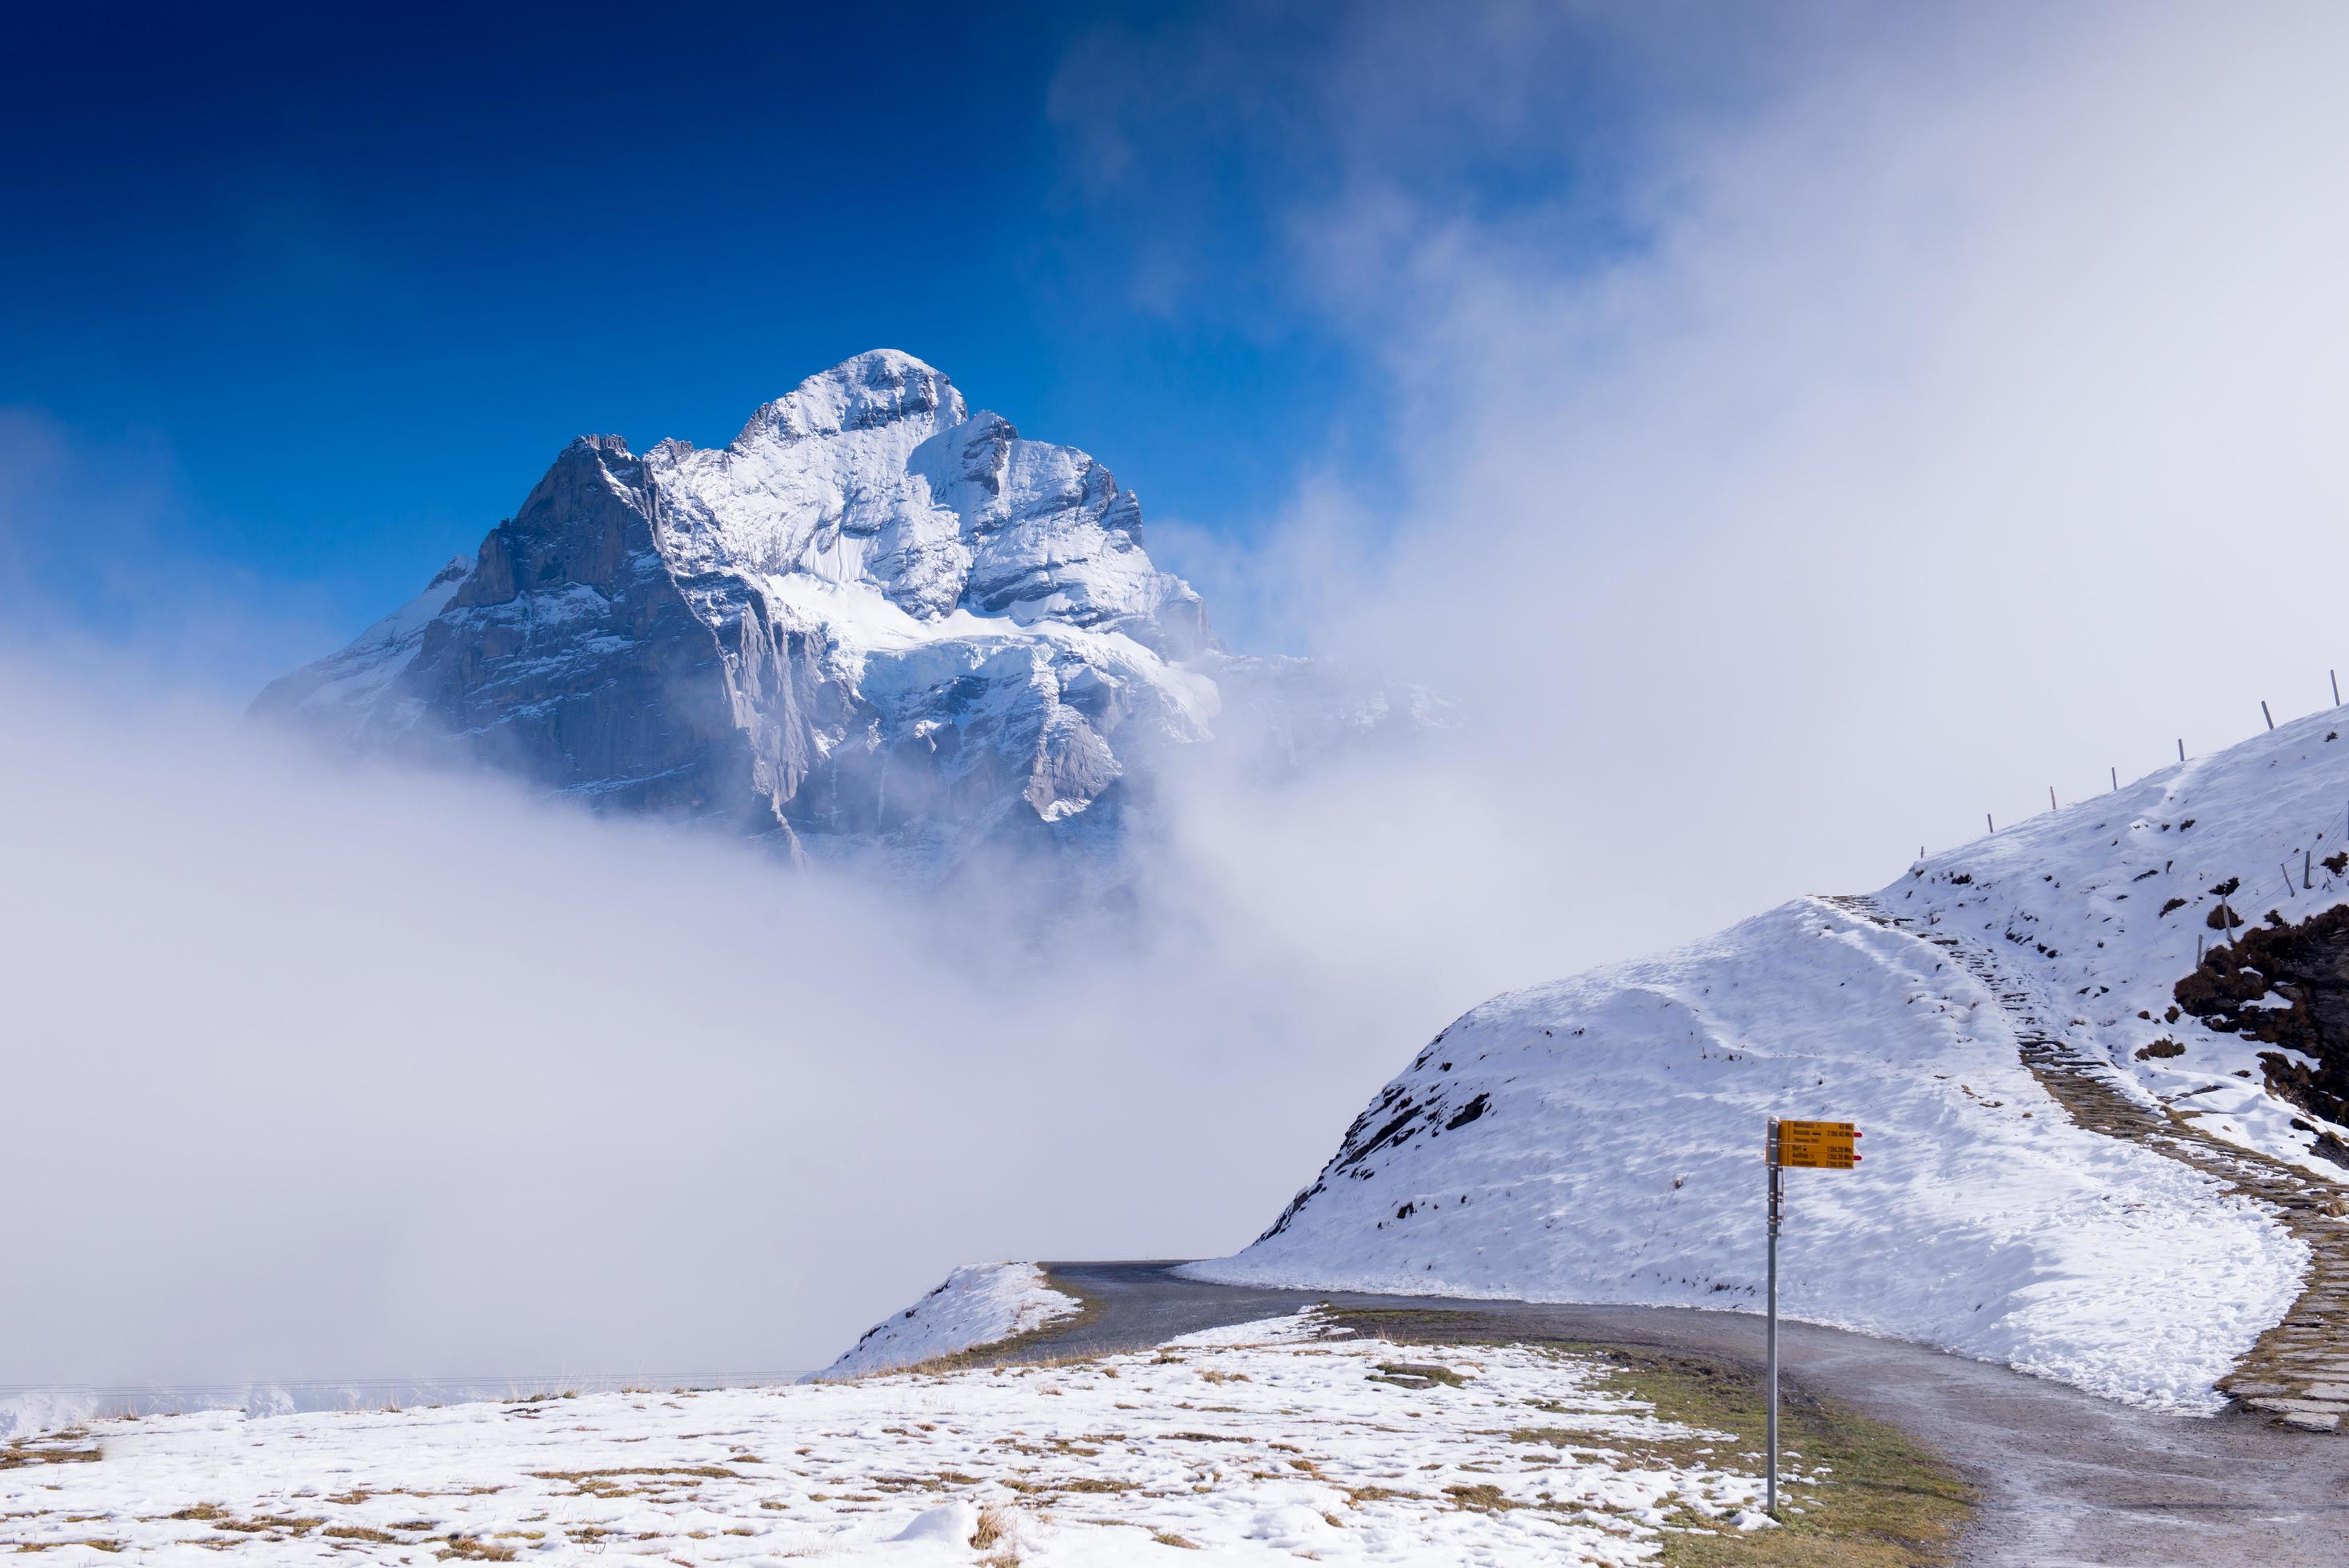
[1195,709,2349,1410]
[819,1263,1081,1380]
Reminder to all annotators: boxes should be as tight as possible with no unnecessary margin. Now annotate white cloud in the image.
[0,668,1485,1384]
[1156,0,2349,961]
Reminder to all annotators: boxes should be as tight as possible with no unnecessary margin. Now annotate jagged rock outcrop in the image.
[255,350,1439,866]
[2175,905,2349,1135]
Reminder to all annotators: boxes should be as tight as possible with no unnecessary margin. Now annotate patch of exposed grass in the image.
[1330,1308,1488,1332]
[0,1439,101,1472]
[14,1540,122,1554]
[526,1462,735,1498]
[1573,1346,1968,1567]
[208,1514,326,1535]
[527,1465,738,1482]
[1323,1310,1971,1566]
[434,1538,517,1562]
[970,1503,1013,1549]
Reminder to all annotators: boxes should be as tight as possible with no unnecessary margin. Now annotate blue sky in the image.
[2,2,1423,678]
[12,0,2343,874]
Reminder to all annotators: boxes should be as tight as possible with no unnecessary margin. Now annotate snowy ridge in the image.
[0,1370,806,1443]
[1194,709,2349,1410]
[818,1263,1082,1380]
[254,351,1430,870]
[246,555,472,738]
[1872,707,2349,1167]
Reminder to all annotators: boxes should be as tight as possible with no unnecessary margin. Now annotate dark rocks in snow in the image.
[1444,1094,1491,1130]
[2175,904,2349,1127]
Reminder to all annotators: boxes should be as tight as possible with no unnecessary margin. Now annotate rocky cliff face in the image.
[255,350,1437,867]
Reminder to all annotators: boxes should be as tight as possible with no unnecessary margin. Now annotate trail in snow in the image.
[1829,892,2349,1432]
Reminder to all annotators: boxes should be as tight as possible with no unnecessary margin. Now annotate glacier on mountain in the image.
[254,350,1436,867]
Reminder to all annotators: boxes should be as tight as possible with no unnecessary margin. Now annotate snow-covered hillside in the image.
[253,351,1440,870]
[1194,707,2349,1410]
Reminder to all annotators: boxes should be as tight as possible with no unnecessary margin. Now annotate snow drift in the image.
[819,1263,1082,1379]
[1192,707,2349,1410]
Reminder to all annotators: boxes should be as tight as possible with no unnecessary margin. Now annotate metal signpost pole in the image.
[1763,1118,1859,1522]
[1765,1118,1781,1518]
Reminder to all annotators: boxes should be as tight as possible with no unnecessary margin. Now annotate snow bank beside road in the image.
[820,1262,1082,1378]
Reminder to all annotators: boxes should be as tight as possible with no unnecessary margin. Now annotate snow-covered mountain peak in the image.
[255,352,1439,869]
[734,349,967,445]
[420,554,471,592]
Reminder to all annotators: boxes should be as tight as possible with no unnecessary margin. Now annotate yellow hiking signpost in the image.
[1776,1118,1859,1170]
[1764,1117,1862,1518]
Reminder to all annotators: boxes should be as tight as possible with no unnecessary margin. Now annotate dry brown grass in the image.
[13,1539,122,1554]
[210,1514,326,1535]
[0,1438,101,1472]
[970,1503,1013,1549]
[527,1465,738,1482]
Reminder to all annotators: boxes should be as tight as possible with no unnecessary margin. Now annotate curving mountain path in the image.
[1823,891,2349,1434]
[978,878,2349,1562]
[1007,1261,2349,1566]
